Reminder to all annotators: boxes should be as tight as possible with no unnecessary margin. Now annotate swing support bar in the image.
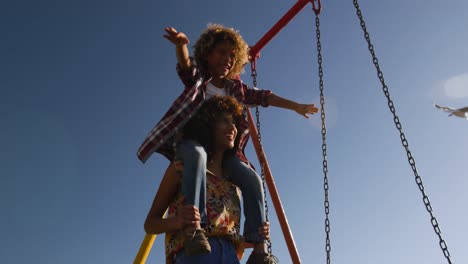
[246,109,302,264]
[249,0,319,61]
[247,1,323,263]
[133,234,156,264]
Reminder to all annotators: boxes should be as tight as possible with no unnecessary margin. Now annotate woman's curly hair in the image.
[193,24,249,79]
[183,95,244,160]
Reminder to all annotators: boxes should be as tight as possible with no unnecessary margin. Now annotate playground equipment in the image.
[135,0,453,263]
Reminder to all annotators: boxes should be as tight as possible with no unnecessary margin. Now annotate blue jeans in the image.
[223,155,266,243]
[175,140,266,242]
[175,140,208,225]
[175,237,239,264]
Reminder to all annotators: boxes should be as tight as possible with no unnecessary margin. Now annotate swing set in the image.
[134,0,453,263]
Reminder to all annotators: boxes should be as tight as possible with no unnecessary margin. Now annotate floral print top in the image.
[165,161,244,263]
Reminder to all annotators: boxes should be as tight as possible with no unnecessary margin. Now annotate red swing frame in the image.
[247,1,321,263]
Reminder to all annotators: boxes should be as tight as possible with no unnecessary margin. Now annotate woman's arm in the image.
[144,163,200,234]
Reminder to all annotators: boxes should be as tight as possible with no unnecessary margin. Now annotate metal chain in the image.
[251,68,273,254]
[352,0,452,263]
[315,13,331,264]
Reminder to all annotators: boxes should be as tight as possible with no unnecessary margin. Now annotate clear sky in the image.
[1,0,467,263]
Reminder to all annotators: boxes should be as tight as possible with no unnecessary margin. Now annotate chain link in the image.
[352,0,452,262]
[315,13,331,264]
[251,68,273,254]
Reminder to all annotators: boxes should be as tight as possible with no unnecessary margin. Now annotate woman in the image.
[144,95,271,264]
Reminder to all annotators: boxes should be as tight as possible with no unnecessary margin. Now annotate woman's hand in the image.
[258,221,271,240]
[175,203,201,230]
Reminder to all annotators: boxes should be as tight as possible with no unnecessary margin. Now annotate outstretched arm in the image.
[266,93,319,119]
[164,27,191,70]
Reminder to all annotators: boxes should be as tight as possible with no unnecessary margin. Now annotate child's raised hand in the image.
[164,27,190,46]
[295,103,319,119]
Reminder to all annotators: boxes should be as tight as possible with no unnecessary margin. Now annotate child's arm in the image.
[267,93,319,119]
[163,27,191,70]
[144,163,200,234]
[241,83,318,118]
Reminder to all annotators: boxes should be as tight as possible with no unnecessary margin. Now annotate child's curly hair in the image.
[182,95,243,160]
[193,24,249,79]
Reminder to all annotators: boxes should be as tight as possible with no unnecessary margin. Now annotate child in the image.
[138,24,318,264]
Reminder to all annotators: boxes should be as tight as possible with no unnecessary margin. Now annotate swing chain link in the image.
[251,67,273,255]
[315,13,332,264]
[352,0,452,263]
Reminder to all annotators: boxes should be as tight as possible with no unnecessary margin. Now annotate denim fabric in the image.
[223,155,266,243]
[175,139,208,224]
[175,139,266,243]
[175,237,240,264]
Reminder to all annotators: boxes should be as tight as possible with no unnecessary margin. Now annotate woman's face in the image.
[213,112,237,150]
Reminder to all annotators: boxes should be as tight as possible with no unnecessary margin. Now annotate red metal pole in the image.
[249,0,311,60]
[246,2,322,262]
[246,109,302,264]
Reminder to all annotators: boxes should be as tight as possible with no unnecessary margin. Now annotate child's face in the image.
[213,112,237,150]
[205,41,236,80]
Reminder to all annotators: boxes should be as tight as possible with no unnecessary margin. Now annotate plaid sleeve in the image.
[242,83,272,107]
[176,57,199,87]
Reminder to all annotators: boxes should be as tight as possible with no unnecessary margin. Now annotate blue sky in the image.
[1,0,467,263]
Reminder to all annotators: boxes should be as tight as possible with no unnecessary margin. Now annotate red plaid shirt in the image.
[137,60,271,163]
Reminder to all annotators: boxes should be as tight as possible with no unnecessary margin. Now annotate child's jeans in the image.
[223,154,266,243]
[175,237,240,264]
[175,139,266,243]
[175,140,208,225]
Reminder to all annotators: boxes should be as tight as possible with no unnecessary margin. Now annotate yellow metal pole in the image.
[133,234,156,264]
[134,209,167,263]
